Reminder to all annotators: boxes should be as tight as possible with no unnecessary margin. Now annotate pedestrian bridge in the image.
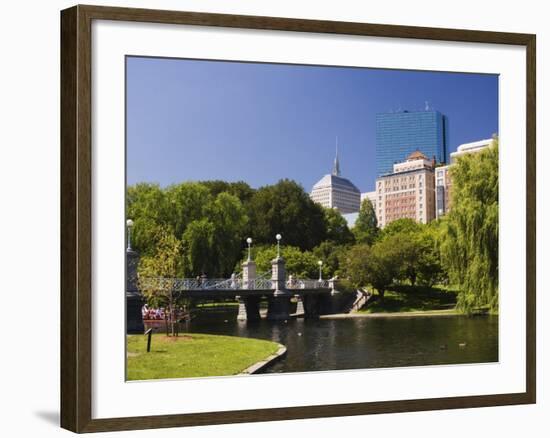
[139,258,338,321]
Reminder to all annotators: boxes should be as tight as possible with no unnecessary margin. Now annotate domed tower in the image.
[310,140,361,214]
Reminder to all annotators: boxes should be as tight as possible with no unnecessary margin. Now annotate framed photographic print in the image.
[60,4,536,433]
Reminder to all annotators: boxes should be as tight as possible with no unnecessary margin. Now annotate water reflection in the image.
[179,308,498,373]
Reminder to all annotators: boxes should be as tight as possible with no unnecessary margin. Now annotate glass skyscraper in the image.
[375,110,449,176]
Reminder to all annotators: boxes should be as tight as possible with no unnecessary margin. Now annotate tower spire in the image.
[332,137,341,176]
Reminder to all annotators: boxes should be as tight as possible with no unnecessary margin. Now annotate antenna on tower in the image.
[332,136,341,177]
[425,101,430,111]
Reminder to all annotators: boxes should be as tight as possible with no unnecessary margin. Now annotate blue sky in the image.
[126,56,498,193]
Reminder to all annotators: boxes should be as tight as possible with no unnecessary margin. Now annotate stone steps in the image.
[348,289,371,313]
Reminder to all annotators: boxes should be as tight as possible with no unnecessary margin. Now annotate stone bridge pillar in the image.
[237,296,261,321]
[267,256,291,320]
[294,295,305,316]
[303,294,320,319]
[126,248,144,334]
[242,259,256,288]
[237,259,261,321]
[329,277,339,295]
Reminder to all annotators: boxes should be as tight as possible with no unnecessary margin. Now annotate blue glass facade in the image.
[375,110,448,176]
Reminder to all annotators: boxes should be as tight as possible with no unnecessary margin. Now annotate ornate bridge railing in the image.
[139,275,332,293]
[287,279,331,290]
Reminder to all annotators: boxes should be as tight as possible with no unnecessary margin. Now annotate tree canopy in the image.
[137,228,183,308]
[200,180,254,205]
[245,244,320,279]
[341,242,398,298]
[353,198,379,245]
[323,207,355,245]
[439,139,499,313]
[179,192,248,277]
[247,179,327,250]
[128,140,498,316]
[380,218,421,239]
[128,179,331,278]
[128,182,247,277]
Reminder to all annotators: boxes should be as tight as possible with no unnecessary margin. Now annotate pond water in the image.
[177,308,499,373]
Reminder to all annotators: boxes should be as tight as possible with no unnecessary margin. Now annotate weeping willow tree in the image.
[440,138,499,314]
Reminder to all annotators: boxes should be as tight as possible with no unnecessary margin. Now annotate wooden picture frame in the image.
[60,4,536,433]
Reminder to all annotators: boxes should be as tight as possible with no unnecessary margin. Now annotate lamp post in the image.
[125,218,143,333]
[246,237,253,262]
[268,233,290,318]
[276,233,282,258]
[126,219,134,251]
[318,260,323,281]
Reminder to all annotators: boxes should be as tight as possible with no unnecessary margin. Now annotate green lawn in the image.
[359,284,458,314]
[127,333,280,380]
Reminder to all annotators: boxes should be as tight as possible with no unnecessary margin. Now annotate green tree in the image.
[248,179,327,250]
[128,182,250,278]
[370,239,403,297]
[137,229,184,336]
[200,180,255,205]
[323,207,355,245]
[312,241,347,278]
[387,233,420,285]
[181,218,216,277]
[416,226,445,287]
[440,139,499,313]
[181,193,248,277]
[208,192,249,276]
[381,218,421,239]
[127,182,213,259]
[378,219,423,286]
[340,244,371,289]
[353,198,379,244]
[126,183,169,256]
[127,183,167,223]
[246,245,319,278]
[341,242,400,298]
[165,182,212,239]
[380,221,445,287]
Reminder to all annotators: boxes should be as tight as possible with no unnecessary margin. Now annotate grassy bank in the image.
[127,333,280,380]
[359,284,458,314]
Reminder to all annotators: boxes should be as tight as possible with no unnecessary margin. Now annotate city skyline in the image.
[127,56,498,192]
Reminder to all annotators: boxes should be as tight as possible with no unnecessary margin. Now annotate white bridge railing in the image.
[287,279,331,290]
[139,274,332,292]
